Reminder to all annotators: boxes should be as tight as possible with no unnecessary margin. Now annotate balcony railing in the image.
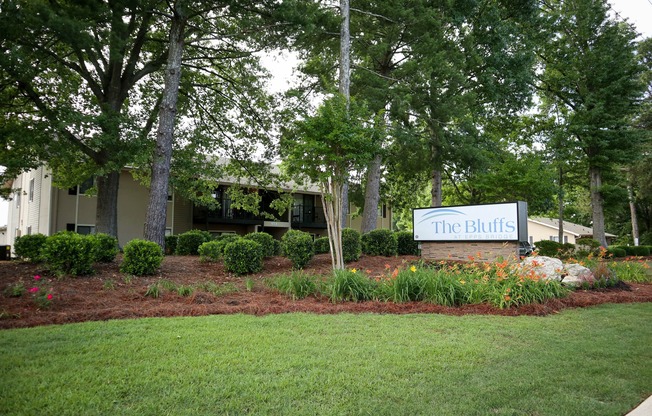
[291,204,326,228]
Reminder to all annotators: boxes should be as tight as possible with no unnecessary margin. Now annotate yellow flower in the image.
[410,265,417,273]
[351,268,357,274]
[460,280,466,285]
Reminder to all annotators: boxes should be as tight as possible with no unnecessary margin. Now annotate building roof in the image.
[528,216,616,238]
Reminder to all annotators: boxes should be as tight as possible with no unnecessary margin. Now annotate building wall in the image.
[0,228,7,245]
[7,167,53,248]
[421,241,519,262]
[527,221,577,245]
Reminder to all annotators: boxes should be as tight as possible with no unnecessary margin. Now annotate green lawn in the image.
[1,304,651,415]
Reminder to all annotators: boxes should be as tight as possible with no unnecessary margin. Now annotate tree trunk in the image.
[95,171,120,238]
[589,166,607,247]
[558,166,564,243]
[339,0,350,230]
[322,178,344,270]
[361,153,382,233]
[144,4,187,248]
[431,168,442,207]
[627,181,639,246]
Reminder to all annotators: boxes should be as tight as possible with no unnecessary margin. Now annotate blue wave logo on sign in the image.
[416,208,465,224]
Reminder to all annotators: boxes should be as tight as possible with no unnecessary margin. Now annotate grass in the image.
[1,304,651,415]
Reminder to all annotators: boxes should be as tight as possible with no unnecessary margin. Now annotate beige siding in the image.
[173,195,193,235]
[527,221,577,244]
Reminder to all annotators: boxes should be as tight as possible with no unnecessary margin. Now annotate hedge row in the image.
[13,232,120,276]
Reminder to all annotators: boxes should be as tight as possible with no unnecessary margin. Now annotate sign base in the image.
[421,241,519,262]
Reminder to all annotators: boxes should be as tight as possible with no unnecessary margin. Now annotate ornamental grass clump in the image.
[329,269,375,302]
[269,271,319,300]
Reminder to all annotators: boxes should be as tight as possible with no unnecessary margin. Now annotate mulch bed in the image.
[1,254,651,329]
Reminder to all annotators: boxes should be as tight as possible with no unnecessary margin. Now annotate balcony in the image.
[193,198,265,225]
[291,204,327,229]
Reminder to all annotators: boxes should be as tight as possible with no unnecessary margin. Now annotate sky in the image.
[1,0,651,228]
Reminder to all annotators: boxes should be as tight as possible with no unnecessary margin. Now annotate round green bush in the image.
[175,230,212,255]
[607,247,627,258]
[314,236,331,254]
[198,240,222,262]
[42,232,95,276]
[396,231,418,256]
[164,235,178,255]
[14,233,47,262]
[342,228,361,263]
[281,230,314,269]
[243,232,276,258]
[533,240,563,257]
[214,234,241,256]
[361,229,398,257]
[223,239,264,275]
[87,233,119,263]
[120,239,164,276]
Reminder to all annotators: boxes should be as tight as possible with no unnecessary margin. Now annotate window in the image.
[68,177,95,195]
[563,236,568,244]
[550,236,559,242]
[28,179,35,202]
[15,192,21,208]
[76,225,95,235]
[27,226,32,235]
[529,236,534,245]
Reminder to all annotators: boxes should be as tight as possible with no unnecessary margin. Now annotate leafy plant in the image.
[198,241,223,262]
[223,239,264,275]
[281,230,314,269]
[144,284,160,298]
[361,229,398,257]
[177,285,194,297]
[313,237,330,254]
[13,234,47,262]
[533,240,563,257]
[42,232,95,276]
[270,271,319,299]
[164,235,178,255]
[341,228,361,263]
[243,232,276,258]
[87,233,119,263]
[175,230,212,255]
[396,231,419,256]
[120,239,164,276]
[329,269,375,302]
[27,275,54,308]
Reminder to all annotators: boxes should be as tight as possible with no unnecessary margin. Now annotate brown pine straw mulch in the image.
[1,254,651,329]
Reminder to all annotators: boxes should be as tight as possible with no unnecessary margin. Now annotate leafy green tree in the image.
[281,94,375,270]
[0,0,169,237]
[537,0,646,246]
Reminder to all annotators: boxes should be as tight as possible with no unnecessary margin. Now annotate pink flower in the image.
[46,294,53,300]
[34,275,41,281]
[29,287,39,293]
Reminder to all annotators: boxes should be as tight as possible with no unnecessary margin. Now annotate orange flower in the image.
[505,287,511,293]
[504,295,511,301]
[392,268,399,278]
[385,264,391,269]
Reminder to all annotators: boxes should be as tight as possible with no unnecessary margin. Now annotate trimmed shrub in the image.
[164,235,178,255]
[361,229,398,257]
[576,238,601,249]
[273,239,282,256]
[533,240,563,257]
[314,237,330,254]
[13,233,47,262]
[342,228,361,263]
[198,241,222,262]
[120,239,164,276]
[630,246,651,256]
[42,232,94,276]
[175,230,212,255]
[243,232,276,258]
[223,239,264,275]
[88,233,119,263]
[215,234,241,256]
[281,230,314,269]
[607,247,627,258]
[396,231,419,256]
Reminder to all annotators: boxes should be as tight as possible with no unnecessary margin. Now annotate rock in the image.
[521,256,564,281]
[562,263,594,286]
